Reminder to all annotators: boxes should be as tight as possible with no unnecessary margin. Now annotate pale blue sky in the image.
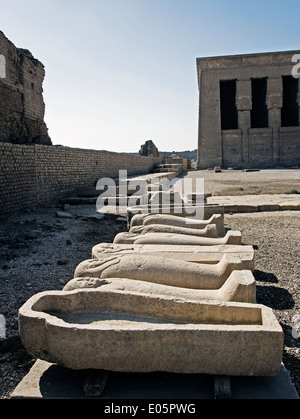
[1,0,300,152]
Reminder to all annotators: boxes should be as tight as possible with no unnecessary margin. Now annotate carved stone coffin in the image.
[19,288,283,376]
[91,243,255,270]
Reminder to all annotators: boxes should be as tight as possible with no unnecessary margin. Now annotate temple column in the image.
[236,79,252,165]
[297,78,300,127]
[267,78,283,165]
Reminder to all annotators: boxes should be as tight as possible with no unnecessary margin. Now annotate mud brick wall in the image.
[0,143,36,215]
[0,143,160,216]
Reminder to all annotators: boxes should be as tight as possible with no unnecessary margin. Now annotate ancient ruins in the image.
[18,176,284,385]
[139,140,160,158]
[0,31,51,145]
[0,31,161,217]
[1,30,296,398]
[197,50,300,169]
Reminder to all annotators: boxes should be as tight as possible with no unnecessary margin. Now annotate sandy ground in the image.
[185,168,300,196]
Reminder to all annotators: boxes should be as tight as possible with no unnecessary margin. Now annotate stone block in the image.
[10,360,299,399]
[56,211,73,219]
[278,202,300,210]
[236,204,258,213]
[223,204,239,213]
[223,204,258,213]
[258,204,280,212]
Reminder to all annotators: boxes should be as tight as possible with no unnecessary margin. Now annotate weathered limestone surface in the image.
[127,204,224,225]
[130,223,218,238]
[64,270,257,304]
[18,288,283,375]
[73,254,243,290]
[113,230,242,246]
[133,213,225,236]
[91,243,255,270]
[0,31,51,145]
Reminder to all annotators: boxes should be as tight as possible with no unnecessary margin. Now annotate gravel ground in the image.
[0,187,299,398]
[224,211,300,397]
[185,169,300,196]
[0,205,128,399]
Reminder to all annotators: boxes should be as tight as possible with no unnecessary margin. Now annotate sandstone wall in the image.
[0,143,160,216]
[197,51,300,169]
[0,31,51,145]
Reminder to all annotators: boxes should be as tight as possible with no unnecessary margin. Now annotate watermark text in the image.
[0,54,6,79]
[292,314,300,339]
[0,314,6,339]
[96,170,205,222]
[292,54,300,78]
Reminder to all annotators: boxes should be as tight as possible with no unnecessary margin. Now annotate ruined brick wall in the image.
[0,143,160,216]
[0,31,51,145]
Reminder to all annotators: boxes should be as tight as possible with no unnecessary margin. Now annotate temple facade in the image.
[197,51,300,169]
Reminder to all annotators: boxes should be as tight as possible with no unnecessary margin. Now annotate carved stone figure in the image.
[91,242,255,270]
[130,213,225,236]
[113,230,242,246]
[64,270,257,304]
[130,223,218,238]
[73,253,243,290]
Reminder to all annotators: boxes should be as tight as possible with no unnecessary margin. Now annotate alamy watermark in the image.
[292,54,300,78]
[0,54,6,79]
[96,170,205,222]
[0,314,6,340]
[291,314,300,339]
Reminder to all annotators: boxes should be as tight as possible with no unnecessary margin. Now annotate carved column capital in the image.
[267,93,283,109]
[236,79,252,111]
[236,95,252,111]
[267,78,283,109]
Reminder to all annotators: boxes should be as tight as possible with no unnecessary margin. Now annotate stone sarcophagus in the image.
[91,243,255,270]
[72,253,244,290]
[113,230,242,246]
[18,288,283,376]
[130,213,225,236]
[64,270,257,304]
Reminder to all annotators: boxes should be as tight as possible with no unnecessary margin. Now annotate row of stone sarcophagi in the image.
[18,209,284,377]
